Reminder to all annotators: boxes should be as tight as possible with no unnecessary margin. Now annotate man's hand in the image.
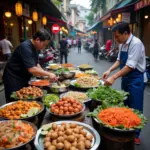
[48,73,57,81]
[104,76,116,86]
[102,70,111,79]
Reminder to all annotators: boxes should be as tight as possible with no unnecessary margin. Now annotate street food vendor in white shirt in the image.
[102,22,146,145]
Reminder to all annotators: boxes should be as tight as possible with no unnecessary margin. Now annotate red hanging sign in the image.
[52,24,60,34]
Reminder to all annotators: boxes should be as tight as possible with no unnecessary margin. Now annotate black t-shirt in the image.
[78,40,82,47]
[3,40,38,90]
[59,40,68,50]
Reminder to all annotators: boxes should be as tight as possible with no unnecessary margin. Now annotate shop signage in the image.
[122,13,130,23]
[52,24,60,34]
[135,0,150,11]
[70,31,76,36]
[23,3,30,17]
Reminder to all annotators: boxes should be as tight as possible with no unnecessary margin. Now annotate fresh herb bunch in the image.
[87,85,129,106]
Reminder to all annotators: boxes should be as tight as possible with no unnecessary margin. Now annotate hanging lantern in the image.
[10,23,14,26]
[32,11,38,21]
[116,18,119,22]
[15,1,23,16]
[5,11,12,18]
[28,20,33,24]
[118,14,121,18]
[42,16,47,25]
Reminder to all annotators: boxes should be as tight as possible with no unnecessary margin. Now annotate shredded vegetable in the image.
[98,107,141,129]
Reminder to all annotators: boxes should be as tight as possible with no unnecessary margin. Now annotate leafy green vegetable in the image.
[10,92,17,99]
[55,68,69,75]
[74,83,81,87]
[43,94,59,107]
[87,85,129,108]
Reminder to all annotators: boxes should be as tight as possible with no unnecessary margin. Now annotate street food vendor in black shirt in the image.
[3,29,57,102]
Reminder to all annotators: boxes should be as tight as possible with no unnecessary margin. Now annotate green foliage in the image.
[52,0,62,7]
[87,85,129,106]
[43,94,59,107]
[85,12,94,26]
[90,0,106,14]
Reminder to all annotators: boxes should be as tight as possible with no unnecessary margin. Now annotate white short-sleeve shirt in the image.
[117,34,146,73]
[0,39,13,54]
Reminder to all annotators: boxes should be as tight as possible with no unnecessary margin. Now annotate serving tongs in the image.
[56,80,62,86]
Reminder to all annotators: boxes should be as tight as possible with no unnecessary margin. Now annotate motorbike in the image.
[146,56,150,84]
[38,49,59,67]
[88,43,94,53]
[107,46,119,62]
[99,45,107,60]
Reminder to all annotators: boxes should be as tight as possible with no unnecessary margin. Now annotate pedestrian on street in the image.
[73,39,76,48]
[102,22,146,145]
[0,35,13,61]
[78,38,82,53]
[3,29,57,103]
[105,39,112,55]
[59,36,68,64]
[93,39,99,59]
[67,38,72,49]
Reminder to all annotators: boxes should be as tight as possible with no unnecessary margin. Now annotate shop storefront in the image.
[98,0,138,45]
[3,11,20,49]
[0,0,63,60]
[135,0,150,56]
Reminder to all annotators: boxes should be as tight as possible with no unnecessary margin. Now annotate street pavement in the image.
[0,47,149,150]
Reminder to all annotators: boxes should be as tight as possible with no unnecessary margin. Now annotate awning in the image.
[114,0,133,9]
[74,27,85,33]
[47,15,66,25]
[99,0,139,21]
[87,22,102,32]
[11,0,63,19]
[111,0,139,14]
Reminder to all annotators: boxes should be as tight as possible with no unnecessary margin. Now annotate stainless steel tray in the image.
[49,83,69,93]
[60,91,92,104]
[34,121,100,150]
[93,117,136,132]
[28,79,51,87]
[46,103,86,118]
[45,65,62,70]
[0,120,37,150]
[77,66,93,71]
[0,101,45,120]
[70,80,103,90]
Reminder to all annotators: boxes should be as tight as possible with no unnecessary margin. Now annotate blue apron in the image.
[120,35,144,138]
